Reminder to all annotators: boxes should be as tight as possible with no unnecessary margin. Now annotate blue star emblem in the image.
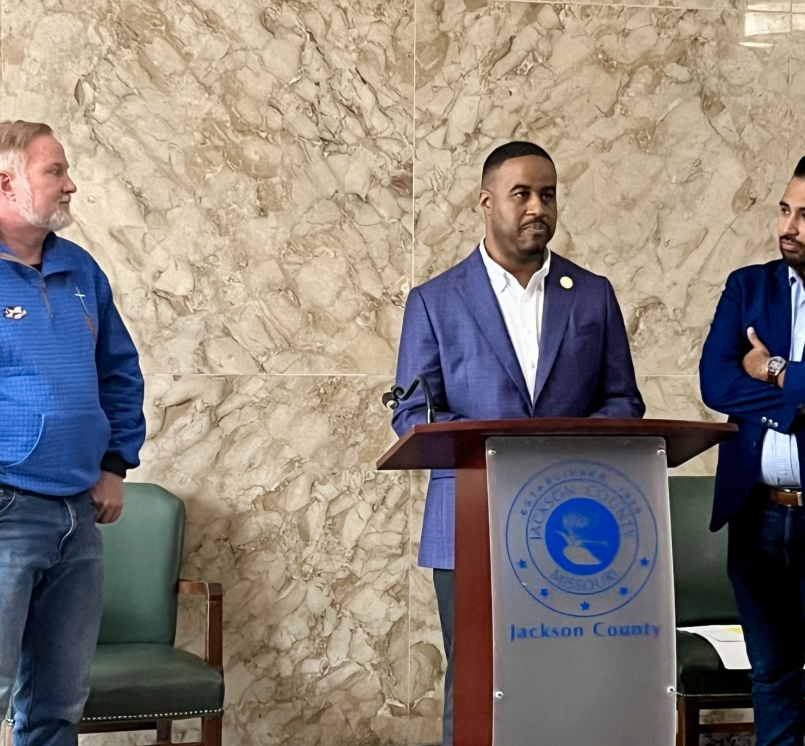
[580,601,590,610]
[640,558,650,567]
[619,587,629,596]
[540,588,549,597]
[518,559,527,568]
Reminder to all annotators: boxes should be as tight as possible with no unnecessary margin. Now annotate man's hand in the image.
[92,471,124,524]
[743,327,775,383]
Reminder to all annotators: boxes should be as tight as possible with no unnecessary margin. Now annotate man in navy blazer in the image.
[700,158,805,746]
[391,141,644,745]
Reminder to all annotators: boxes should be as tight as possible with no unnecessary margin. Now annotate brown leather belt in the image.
[766,487,805,507]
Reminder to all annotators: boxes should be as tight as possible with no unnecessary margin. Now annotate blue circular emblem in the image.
[506,460,658,617]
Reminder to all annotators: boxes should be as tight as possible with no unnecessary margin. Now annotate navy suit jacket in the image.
[392,248,645,569]
[700,259,805,531]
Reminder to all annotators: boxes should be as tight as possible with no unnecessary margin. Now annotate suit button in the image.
[762,417,768,423]
[753,441,758,447]
[774,422,779,428]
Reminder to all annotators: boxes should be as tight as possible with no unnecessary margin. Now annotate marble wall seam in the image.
[145,373,387,377]
[407,4,417,733]
[0,0,4,96]
[412,0,420,291]
[638,373,704,377]
[493,0,735,9]
[787,50,793,171]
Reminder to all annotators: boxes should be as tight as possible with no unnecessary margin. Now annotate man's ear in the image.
[0,170,17,202]
[479,188,492,215]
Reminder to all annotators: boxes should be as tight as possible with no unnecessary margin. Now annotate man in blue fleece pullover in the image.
[0,121,145,746]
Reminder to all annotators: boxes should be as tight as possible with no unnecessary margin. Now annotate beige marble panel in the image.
[2,0,414,376]
[787,18,805,169]
[451,0,766,16]
[114,374,409,745]
[407,569,444,746]
[639,374,726,475]
[415,0,791,377]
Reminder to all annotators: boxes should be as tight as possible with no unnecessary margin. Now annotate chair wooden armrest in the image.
[178,580,223,674]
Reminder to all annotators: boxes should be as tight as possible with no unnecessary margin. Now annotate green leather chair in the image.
[80,483,224,745]
[670,476,752,745]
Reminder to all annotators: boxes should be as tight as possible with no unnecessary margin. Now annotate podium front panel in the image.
[486,436,675,746]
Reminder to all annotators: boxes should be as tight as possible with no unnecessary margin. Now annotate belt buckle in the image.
[780,488,804,506]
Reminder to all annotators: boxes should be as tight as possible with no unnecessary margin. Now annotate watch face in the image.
[769,357,786,374]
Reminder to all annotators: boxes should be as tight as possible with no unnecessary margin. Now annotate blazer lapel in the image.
[532,255,575,407]
[456,248,531,406]
[767,260,792,358]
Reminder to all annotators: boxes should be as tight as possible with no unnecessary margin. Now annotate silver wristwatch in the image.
[767,356,787,385]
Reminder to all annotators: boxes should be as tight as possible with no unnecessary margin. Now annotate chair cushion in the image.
[82,644,224,722]
[676,630,752,696]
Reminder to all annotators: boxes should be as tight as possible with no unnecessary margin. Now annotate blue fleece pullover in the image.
[0,233,145,495]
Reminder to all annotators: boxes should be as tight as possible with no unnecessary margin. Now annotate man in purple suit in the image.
[391,141,644,744]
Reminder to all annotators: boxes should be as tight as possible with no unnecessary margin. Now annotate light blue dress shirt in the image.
[760,268,805,488]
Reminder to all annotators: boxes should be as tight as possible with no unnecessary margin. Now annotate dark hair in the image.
[795,157,805,178]
[482,141,553,183]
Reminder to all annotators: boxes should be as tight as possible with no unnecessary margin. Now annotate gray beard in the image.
[16,197,73,232]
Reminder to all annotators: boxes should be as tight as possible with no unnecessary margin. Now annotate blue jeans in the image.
[0,486,103,746]
[728,488,805,746]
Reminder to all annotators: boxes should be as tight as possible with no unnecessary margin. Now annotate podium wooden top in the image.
[376,418,737,470]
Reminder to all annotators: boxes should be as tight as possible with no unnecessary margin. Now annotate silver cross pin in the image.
[75,287,89,315]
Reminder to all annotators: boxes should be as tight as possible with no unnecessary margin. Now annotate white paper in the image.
[677,624,751,670]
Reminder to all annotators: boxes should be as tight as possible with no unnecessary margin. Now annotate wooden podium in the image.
[377,418,736,746]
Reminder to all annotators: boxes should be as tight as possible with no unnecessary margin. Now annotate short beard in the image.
[516,242,547,259]
[781,249,805,273]
[15,178,73,232]
[490,223,546,266]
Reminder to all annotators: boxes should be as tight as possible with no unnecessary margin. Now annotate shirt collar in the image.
[0,233,70,276]
[789,266,805,290]
[479,238,551,294]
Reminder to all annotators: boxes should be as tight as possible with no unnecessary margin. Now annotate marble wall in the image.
[1,0,796,742]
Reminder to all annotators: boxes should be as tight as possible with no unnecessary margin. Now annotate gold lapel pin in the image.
[560,276,573,289]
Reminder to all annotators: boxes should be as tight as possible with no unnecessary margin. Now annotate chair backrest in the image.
[97,483,185,645]
[669,476,739,626]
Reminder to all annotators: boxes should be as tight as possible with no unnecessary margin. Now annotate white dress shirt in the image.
[760,267,805,488]
[479,238,552,401]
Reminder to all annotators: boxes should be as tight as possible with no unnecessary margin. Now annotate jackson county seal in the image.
[505,460,658,618]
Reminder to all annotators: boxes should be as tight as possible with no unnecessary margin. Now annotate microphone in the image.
[382,376,435,424]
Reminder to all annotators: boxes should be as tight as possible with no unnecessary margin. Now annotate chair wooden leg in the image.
[677,698,699,746]
[201,716,222,746]
[155,720,172,744]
